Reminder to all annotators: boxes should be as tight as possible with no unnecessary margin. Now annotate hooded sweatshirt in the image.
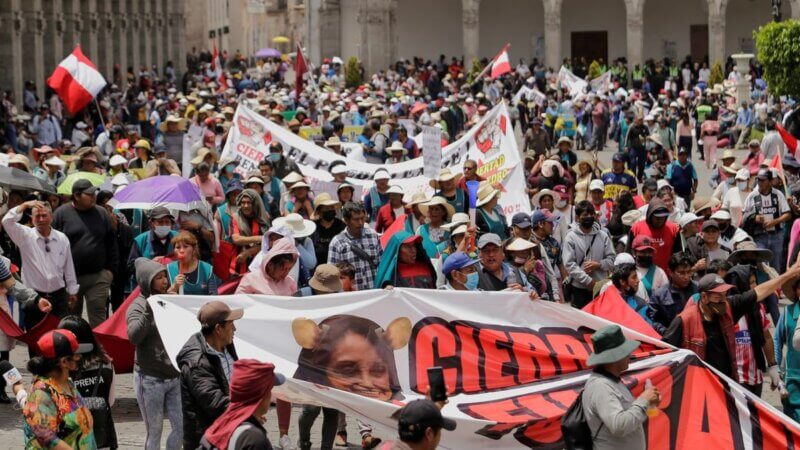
[373,231,436,289]
[236,237,299,295]
[562,221,616,289]
[628,198,679,268]
[126,258,180,379]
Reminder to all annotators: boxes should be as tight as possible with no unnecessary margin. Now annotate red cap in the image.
[37,329,93,359]
[553,185,569,200]
[631,235,655,252]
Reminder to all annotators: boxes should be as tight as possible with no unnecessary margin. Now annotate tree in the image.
[708,61,725,87]
[755,19,800,98]
[344,57,361,89]
[588,60,603,80]
[466,58,483,84]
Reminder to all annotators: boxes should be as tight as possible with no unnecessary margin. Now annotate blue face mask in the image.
[464,272,479,291]
[224,165,235,174]
[269,153,281,162]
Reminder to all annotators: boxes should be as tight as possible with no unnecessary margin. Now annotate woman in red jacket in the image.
[374,185,408,234]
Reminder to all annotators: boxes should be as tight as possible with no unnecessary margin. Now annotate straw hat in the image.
[418,196,455,219]
[429,168,463,189]
[324,136,342,149]
[8,154,30,171]
[532,189,557,208]
[406,192,429,206]
[505,237,536,252]
[133,139,152,151]
[476,182,500,207]
[289,181,311,191]
[721,162,740,176]
[541,160,564,178]
[159,115,188,132]
[191,147,219,165]
[442,212,470,231]
[385,141,407,156]
[313,192,341,210]
[282,172,305,184]
[273,213,317,238]
[43,156,66,168]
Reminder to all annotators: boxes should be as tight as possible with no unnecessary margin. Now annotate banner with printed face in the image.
[150,289,800,450]
[220,103,530,223]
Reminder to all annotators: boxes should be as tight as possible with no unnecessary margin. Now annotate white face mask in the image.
[556,199,567,209]
[154,225,172,239]
[737,181,749,191]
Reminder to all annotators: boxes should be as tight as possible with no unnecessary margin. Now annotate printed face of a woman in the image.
[325,331,392,401]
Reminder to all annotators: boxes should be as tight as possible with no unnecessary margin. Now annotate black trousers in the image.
[569,286,595,309]
[24,288,69,330]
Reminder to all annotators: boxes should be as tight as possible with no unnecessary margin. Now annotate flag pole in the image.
[94,97,109,136]
[469,43,510,88]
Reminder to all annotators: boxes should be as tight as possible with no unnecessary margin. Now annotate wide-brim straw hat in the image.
[418,196,455,219]
[272,213,317,238]
[532,189,557,208]
[429,168,463,189]
[191,147,219,166]
[476,182,500,207]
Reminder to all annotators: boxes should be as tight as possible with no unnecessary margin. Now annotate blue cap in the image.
[224,180,244,196]
[442,251,479,277]
[512,212,532,228]
[531,209,556,224]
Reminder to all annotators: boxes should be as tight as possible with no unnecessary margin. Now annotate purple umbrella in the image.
[112,176,204,212]
[254,47,281,58]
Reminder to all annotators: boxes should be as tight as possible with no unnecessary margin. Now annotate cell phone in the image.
[427,366,447,402]
[2,367,21,385]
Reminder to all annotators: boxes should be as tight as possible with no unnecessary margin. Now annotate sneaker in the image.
[335,432,348,447]
[279,435,296,450]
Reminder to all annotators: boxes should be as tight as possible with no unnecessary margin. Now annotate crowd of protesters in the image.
[0,46,800,450]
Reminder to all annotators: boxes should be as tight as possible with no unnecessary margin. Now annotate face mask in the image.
[636,255,653,267]
[321,210,336,221]
[514,256,528,265]
[580,217,595,228]
[464,272,479,291]
[708,301,727,316]
[269,153,281,162]
[556,199,567,209]
[737,181,748,191]
[224,165,235,174]
[154,225,171,238]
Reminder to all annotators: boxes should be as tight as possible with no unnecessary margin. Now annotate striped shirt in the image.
[734,305,769,386]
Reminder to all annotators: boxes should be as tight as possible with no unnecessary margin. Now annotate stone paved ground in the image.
[0,141,790,449]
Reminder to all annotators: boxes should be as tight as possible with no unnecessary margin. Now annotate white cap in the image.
[656,179,671,191]
[386,185,404,195]
[710,209,732,221]
[589,179,604,191]
[109,154,128,167]
[678,212,700,228]
[43,156,66,168]
[111,173,130,187]
[614,252,635,265]
[373,169,390,180]
[330,165,348,175]
[736,168,750,181]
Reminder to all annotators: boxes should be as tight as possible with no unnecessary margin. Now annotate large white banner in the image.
[150,289,800,450]
[220,103,530,222]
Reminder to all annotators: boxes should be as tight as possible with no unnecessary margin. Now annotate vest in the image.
[167,261,214,295]
[368,186,388,222]
[478,206,508,239]
[632,69,644,81]
[72,363,116,448]
[218,203,233,242]
[679,300,739,382]
[439,189,466,214]
[669,163,693,196]
[134,230,177,260]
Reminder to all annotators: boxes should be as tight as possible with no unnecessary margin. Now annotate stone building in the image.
[0,0,186,108]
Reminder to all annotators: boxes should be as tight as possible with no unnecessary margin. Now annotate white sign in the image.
[421,125,442,181]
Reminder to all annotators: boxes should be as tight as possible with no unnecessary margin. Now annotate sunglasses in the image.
[44,237,50,253]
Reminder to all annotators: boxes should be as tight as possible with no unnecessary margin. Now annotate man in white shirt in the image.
[1,200,78,328]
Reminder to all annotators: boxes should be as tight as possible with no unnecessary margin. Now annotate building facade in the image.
[0,0,186,108]
[303,0,800,74]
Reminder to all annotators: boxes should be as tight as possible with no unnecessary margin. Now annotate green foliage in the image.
[708,61,725,87]
[467,58,483,84]
[345,57,361,89]
[755,19,800,98]
[588,60,602,80]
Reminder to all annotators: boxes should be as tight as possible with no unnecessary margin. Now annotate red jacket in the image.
[375,203,408,234]
[678,300,738,382]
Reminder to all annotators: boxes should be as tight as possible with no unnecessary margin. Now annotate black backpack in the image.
[561,390,604,450]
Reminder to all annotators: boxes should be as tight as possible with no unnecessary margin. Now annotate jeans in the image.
[298,405,339,450]
[76,270,113,327]
[134,371,183,450]
[755,231,785,275]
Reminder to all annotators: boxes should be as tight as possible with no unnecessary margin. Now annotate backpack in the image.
[561,390,604,450]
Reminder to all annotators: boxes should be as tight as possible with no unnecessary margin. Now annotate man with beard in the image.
[662,262,800,381]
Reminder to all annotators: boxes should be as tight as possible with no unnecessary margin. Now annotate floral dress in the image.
[23,376,96,449]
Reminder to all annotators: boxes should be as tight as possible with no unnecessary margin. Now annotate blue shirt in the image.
[736,108,753,127]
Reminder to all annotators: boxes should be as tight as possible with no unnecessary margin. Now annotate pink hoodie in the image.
[235,237,299,295]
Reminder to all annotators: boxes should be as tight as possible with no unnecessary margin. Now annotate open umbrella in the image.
[56,171,106,195]
[0,166,55,193]
[272,36,290,44]
[254,47,282,58]
[112,175,204,211]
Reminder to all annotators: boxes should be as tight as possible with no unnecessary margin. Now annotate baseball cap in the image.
[756,168,773,180]
[442,251,480,277]
[589,179,605,192]
[710,209,731,221]
[531,209,556,225]
[71,179,98,195]
[37,329,93,359]
[701,219,720,231]
[631,235,655,251]
[612,152,626,163]
[698,273,734,293]
[397,399,457,438]
[677,147,689,154]
[511,212,532,229]
[477,233,502,249]
[373,169,391,180]
[642,179,658,192]
[198,301,244,327]
[678,212,700,228]
[553,185,569,200]
[149,206,174,221]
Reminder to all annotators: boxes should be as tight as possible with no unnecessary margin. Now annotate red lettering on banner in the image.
[674,364,737,449]
[507,330,551,383]
[235,142,264,162]
[750,394,800,449]
[455,323,481,394]
[410,320,458,396]
[479,328,516,391]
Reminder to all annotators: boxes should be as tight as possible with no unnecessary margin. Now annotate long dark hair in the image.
[58,315,111,364]
[27,356,60,377]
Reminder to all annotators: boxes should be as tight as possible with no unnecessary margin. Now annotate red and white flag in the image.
[777,123,799,159]
[47,46,106,115]
[489,44,511,79]
[211,40,228,91]
[295,42,309,98]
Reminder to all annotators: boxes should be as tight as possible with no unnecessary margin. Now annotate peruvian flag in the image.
[47,46,106,115]
[295,42,309,98]
[489,44,512,79]
[211,40,228,91]
[777,123,799,159]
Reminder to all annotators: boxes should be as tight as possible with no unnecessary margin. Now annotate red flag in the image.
[295,43,308,98]
[47,46,107,115]
[380,214,409,249]
[777,123,799,158]
[582,285,661,339]
[490,44,511,79]
[0,309,61,355]
[211,40,228,92]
